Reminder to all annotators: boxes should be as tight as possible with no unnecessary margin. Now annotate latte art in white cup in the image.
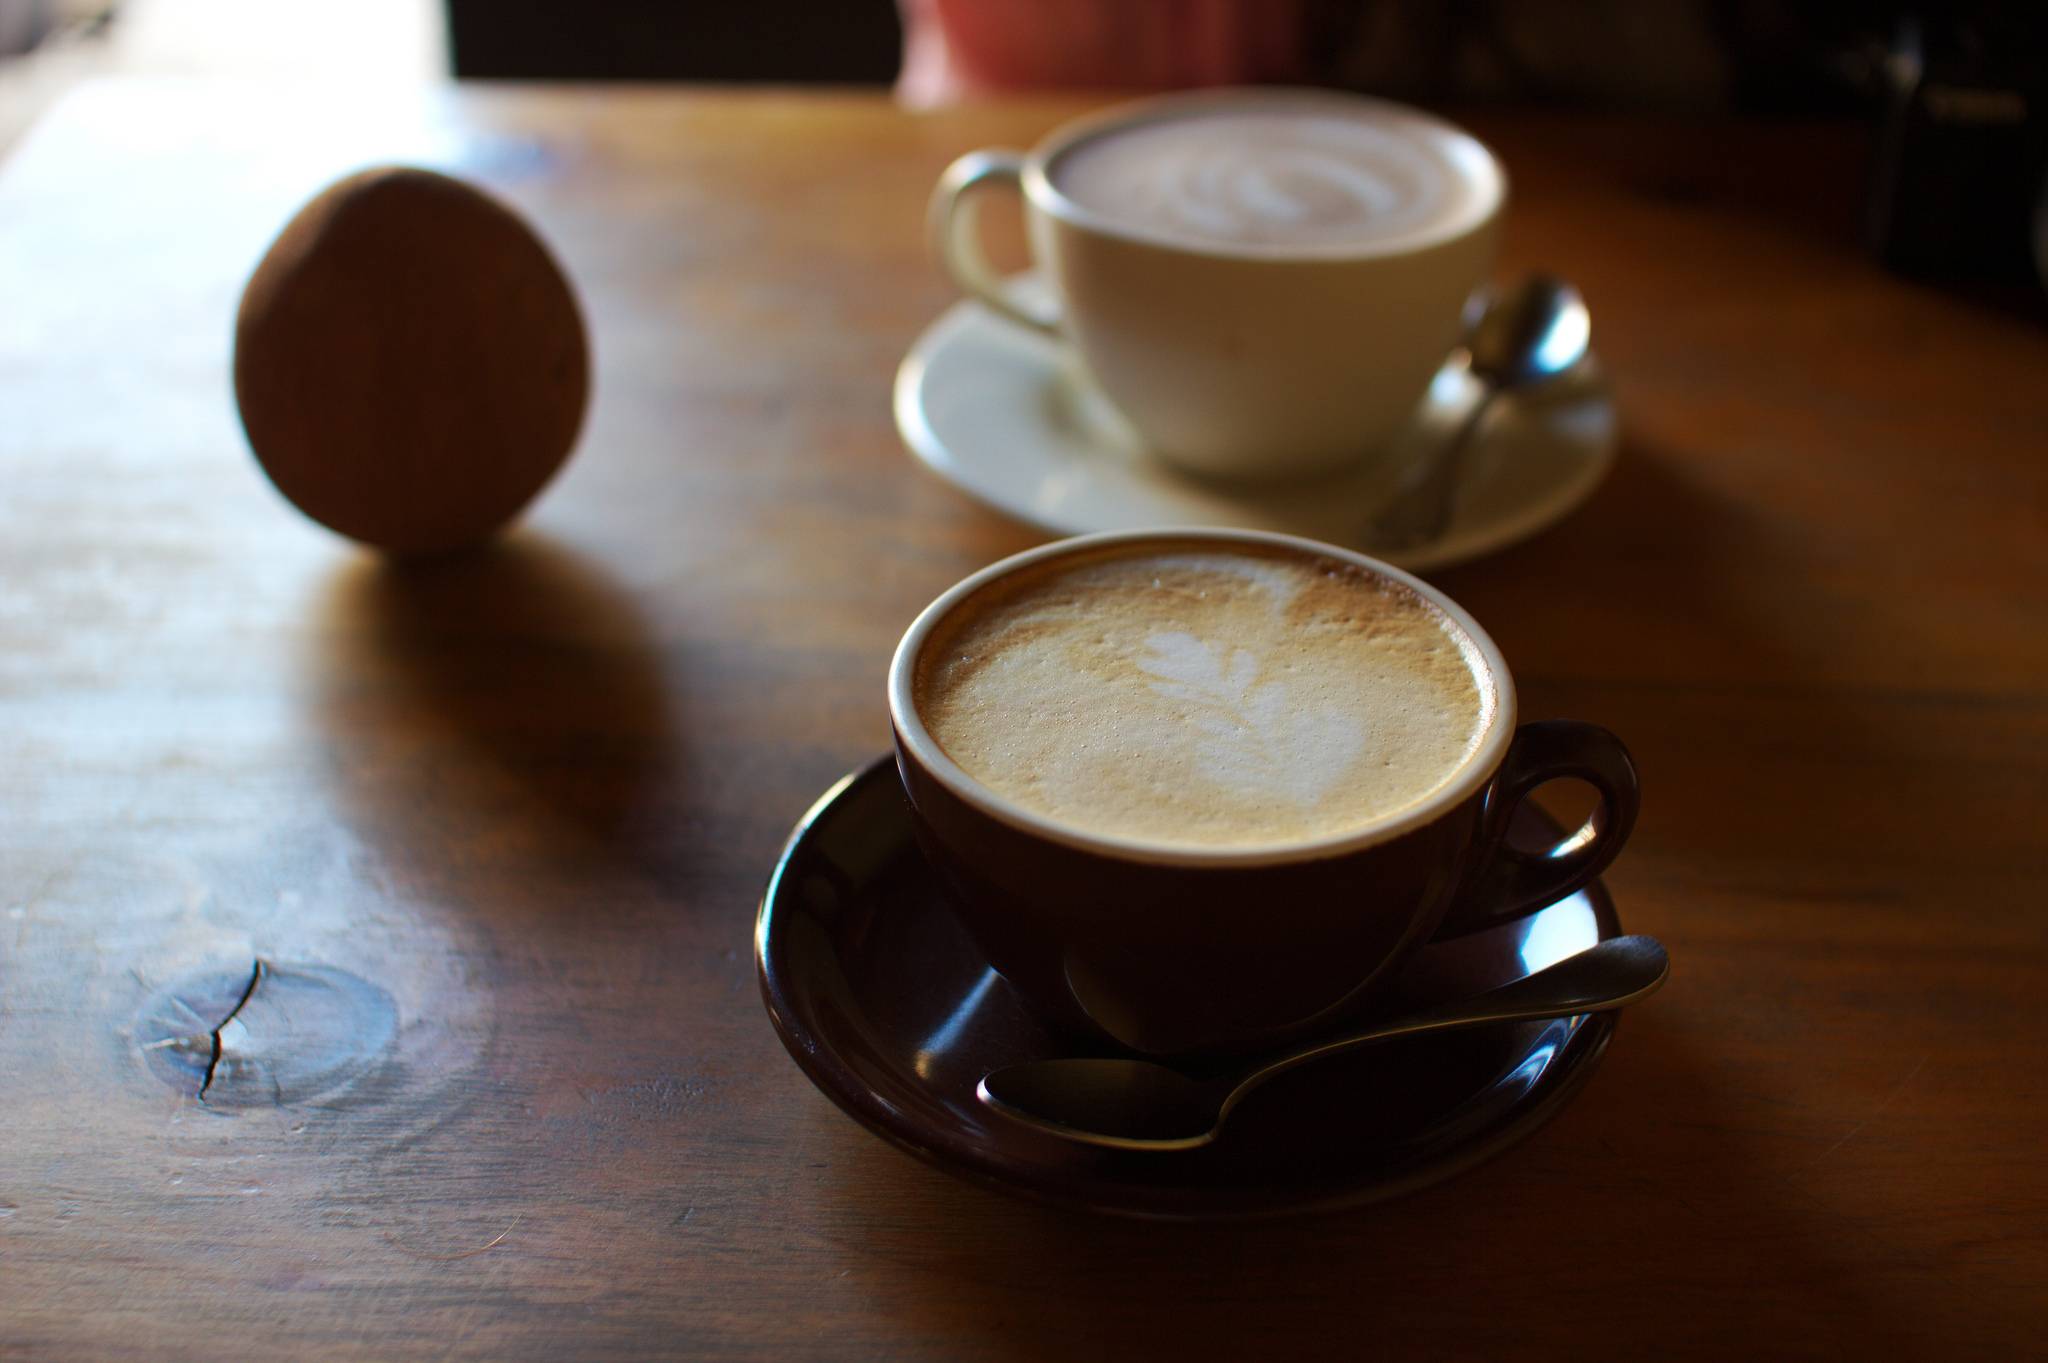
[1050,107,1490,253]
[930,89,1506,481]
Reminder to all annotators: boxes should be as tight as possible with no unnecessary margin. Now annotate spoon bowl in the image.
[978,934,1667,1151]
[1367,274,1592,552]
[1470,275,1592,389]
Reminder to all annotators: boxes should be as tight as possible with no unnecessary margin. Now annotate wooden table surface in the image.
[2,80,2043,1361]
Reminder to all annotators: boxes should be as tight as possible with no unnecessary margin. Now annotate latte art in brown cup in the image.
[1048,105,1493,253]
[914,545,1495,850]
[888,528,1639,1057]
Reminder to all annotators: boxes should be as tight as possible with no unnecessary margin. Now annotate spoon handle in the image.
[1366,375,1499,551]
[1222,936,1668,1111]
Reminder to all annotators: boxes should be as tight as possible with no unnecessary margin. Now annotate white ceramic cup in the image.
[930,88,1507,483]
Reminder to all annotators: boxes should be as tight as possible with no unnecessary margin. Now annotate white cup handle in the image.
[929,150,1062,337]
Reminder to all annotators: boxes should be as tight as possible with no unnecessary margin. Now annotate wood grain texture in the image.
[1,80,2043,1361]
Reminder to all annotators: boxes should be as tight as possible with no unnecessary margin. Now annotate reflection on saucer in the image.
[896,293,1618,572]
[757,757,1624,1220]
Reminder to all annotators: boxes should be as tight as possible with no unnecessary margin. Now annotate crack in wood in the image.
[197,958,267,1105]
[135,958,399,1108]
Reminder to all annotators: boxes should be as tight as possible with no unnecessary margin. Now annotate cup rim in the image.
[1017,87,1508,264]
[888,528,1518,869]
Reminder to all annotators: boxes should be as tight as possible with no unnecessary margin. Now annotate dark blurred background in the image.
[3,0,2042,294]
[441,0,1859,107]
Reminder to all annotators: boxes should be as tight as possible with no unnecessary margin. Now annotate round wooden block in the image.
[234,165,589,554]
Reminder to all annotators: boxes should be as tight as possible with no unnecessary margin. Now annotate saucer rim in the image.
[756,757,1623,1221]
[894,296,1619,573]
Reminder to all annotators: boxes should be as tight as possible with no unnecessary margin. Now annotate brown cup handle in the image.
[1434,720,1640,938]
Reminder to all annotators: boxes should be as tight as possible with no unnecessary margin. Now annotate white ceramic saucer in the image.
[895,289,1619,572]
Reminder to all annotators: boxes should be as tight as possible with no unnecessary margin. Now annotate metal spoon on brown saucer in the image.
[1366,275,1592,552]
[978,934,1667,1152]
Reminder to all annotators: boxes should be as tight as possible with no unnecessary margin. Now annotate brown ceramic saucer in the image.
[756,758,1625,1220]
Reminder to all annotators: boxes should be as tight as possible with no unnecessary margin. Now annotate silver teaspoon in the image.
[977,934,1667,1152]
[1367,275,1592,552]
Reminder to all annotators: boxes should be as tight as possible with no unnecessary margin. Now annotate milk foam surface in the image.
[1050,106,1482,251]
[915,548,1491,850]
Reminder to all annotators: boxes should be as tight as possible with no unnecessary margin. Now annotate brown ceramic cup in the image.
[888,528,1638,1059]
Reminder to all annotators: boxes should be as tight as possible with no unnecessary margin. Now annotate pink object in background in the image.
[898,0,1313,107]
